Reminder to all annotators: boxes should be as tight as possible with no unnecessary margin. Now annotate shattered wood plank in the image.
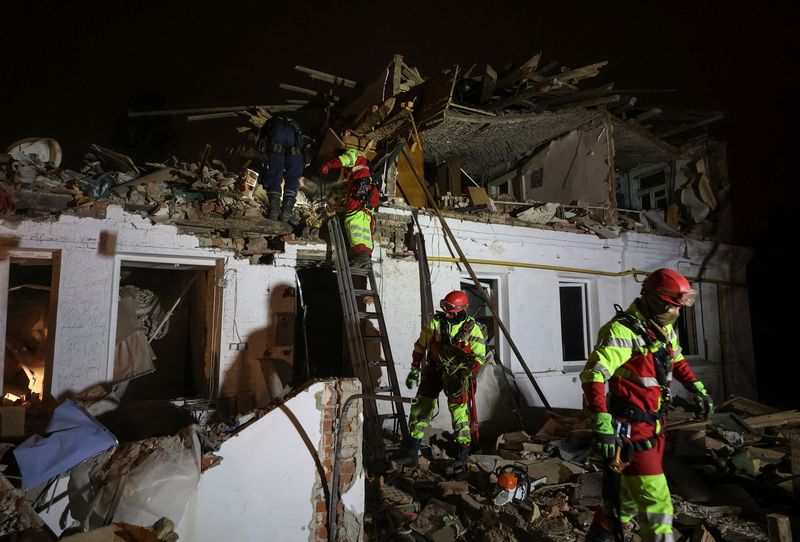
[396,140,428,208]
[447,159,461,197]
[495,52,542,90]
[479,64,498,104]
[467,187,495,212]
[766,513,792,542]
[718,395,778,417]
[175,215,291,236]
[487,61,608,111]
[791,431,800,498]
[9,190,73,211]
[745,411,800,429]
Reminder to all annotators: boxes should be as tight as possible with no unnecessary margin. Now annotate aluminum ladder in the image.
[327,216,410,461]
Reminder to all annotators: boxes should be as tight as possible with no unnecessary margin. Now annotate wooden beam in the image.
[479,64,497,104]
[767,514,792,542]
[791,431,800,499]
[487,61,608,111]
[447,159,461,197]
[745,411,800,429]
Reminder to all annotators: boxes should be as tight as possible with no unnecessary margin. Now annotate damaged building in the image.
[0,51,791,542]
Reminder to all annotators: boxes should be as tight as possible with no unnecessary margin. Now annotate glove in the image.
[321,164,330,175]
[406,367,421,390]
[592,412,616,460]
[691,381,714,419]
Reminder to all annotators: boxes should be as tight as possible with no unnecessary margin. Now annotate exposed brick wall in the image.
[308,379,363,542]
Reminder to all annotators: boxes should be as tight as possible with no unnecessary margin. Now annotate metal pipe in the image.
[328,393,415,542]
[426,256,746,287]
[401,147,552,409]
[148,274,198,343]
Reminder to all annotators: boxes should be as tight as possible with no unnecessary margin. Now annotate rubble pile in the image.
[0,140,324,259]
[367,397,800,542]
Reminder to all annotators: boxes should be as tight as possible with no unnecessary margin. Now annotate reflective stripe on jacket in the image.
[412,314,486,369]
[580,300,696,416]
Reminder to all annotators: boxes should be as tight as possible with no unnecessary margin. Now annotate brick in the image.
[316,526,328,540]
[339,460,356,476]
[316,500,327,513]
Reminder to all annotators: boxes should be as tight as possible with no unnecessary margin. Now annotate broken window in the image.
[629,163,670,211]
[2,254,58,404]
[559,281,591,364]
[112,261,221,400]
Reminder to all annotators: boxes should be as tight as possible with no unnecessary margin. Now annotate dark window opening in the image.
[676,304,699,356]
[559,283,589,362]
[460,279,498,362]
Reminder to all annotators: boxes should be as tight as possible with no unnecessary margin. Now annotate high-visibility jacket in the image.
[580,300,698,439]
[412,313,487,371]
[323,149,380,211]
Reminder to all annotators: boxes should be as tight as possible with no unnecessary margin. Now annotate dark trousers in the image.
[262,152,303,198]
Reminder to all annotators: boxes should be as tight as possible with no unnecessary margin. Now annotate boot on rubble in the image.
[391,438,420,467]
[267,193,282,221]
[446,444,471,475]
[279,194,300,225]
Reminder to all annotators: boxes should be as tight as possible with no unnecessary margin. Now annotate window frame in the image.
[558,279,593,367]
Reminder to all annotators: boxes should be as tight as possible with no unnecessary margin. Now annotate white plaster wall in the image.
[177,381,356,542]
[376,209,754,421]
[0,205,299,404]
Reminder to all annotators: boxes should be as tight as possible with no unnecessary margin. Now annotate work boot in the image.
[585,521,616,542]
[349,252,372,269]
[446,444,471,476]
[391,439,420,467]
[278,194,300,225]
[267,193,281,221]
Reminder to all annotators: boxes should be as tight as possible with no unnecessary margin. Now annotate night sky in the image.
[2,2,798,403]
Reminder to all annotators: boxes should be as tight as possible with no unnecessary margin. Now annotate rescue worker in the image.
[258,115,305,224]
[393,290,487,469]
[580,268,714,542]
[321,147,380,268]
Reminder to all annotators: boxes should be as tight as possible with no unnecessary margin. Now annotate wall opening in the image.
[3,256,57,403]
[295,267,345,380]
[113,262,216,400]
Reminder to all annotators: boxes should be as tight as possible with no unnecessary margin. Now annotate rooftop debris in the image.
[4,51,730,254]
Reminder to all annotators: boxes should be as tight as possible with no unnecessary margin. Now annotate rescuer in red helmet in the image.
[581,268,713,541]
[393,290,487,471]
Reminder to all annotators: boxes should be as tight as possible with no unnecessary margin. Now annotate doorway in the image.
[2,254,59,403]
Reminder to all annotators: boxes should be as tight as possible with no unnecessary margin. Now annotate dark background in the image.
[2,2,797,405]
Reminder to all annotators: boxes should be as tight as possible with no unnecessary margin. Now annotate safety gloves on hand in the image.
[592,412,617,460]
[405,367,421,389]
[691,380,715,419]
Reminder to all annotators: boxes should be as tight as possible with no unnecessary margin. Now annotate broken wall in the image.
[520,125,613,205]
[0,205,299,406]
[178,379,364,542]
[375,208,754,431]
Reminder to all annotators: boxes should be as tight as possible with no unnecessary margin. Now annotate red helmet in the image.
[642,268,696,307]
[441,290,469,314]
